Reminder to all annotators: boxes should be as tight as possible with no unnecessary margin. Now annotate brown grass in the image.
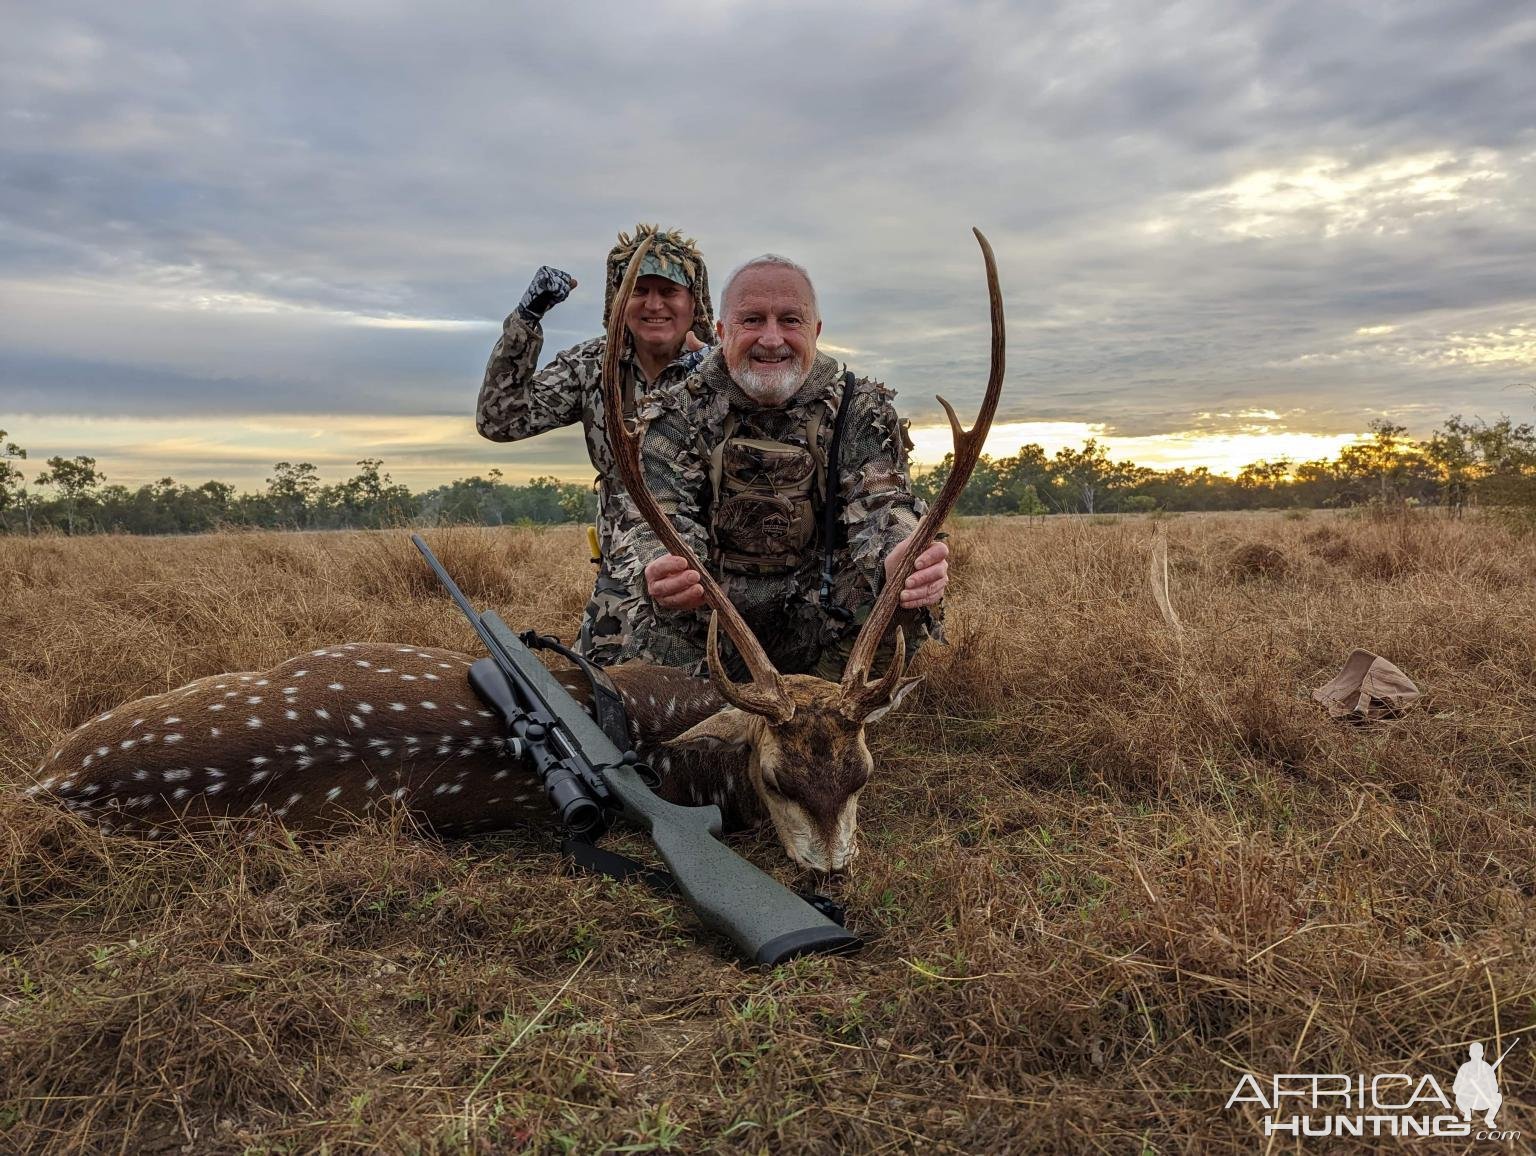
[3,514,1535,1153]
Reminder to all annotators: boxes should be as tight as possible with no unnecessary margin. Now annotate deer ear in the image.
[860,675,925,725]
[666,708,755,752]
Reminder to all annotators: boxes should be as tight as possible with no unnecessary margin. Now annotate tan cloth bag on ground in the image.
[1312,649,1422,721]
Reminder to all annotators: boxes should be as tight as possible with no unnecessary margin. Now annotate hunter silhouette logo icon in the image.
[1456,1039,1519,1128]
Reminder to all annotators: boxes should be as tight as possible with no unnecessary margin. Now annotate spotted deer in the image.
[28,229,1004,873]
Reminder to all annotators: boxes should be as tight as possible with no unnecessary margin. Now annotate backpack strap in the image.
[818,371,857,620]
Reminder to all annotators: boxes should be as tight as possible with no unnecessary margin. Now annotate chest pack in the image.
[707,372,855,577]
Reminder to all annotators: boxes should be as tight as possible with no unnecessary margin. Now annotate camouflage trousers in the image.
[574,560,642,667]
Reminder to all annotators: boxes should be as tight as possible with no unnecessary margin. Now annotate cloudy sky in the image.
[3,0,1533,491]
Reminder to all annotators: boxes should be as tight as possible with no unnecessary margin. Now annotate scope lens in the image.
[546,766,603,834]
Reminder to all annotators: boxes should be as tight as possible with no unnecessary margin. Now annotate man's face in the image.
[624,274,695,355]
[718,265,822,404]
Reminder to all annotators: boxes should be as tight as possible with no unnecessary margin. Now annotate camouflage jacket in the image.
[476,311,704,548]
[611,348,938,678]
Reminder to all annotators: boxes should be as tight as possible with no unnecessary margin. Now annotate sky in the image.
[2,0,1534,491]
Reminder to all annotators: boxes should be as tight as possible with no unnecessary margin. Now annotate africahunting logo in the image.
[1226,1038,1521,1141]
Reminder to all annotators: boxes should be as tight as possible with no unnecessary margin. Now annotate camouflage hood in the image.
[603,224,714,346]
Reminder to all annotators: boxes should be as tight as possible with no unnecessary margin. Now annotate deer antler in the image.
[840,227,1006,720]
[603,238,796,723]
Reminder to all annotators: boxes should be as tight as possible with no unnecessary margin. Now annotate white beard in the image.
[733,357,807,404]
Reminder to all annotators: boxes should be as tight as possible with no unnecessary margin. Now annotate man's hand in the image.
[516,265,577,322]
[883,535,949,608]
[645,554,706,611]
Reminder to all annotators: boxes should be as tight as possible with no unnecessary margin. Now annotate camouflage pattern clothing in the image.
[476,226,714,665]
[610,348,942,681]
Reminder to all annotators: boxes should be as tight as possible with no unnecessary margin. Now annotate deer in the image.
[26,228,1005,874]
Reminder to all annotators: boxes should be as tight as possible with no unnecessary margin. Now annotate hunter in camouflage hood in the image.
[477,223,715,665]
[602,225,714,344]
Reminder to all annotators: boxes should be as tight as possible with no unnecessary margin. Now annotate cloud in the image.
[1,0,1534,483]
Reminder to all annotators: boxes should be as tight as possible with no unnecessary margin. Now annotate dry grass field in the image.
[2,513,1534,1154]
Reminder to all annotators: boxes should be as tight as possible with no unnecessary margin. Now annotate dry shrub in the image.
[3,515,1536,1152]
[1225,541,1290,581]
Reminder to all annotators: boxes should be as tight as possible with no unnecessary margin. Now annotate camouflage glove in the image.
[515,265,577,323]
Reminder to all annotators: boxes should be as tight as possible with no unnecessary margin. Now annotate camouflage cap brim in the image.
[635,250,693,287]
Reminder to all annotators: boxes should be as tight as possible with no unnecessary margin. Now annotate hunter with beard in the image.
[609,254,949,680]
[476,224,714,664]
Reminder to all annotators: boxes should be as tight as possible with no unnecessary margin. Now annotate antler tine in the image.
[840,227,1006,710]
[603,238,794,723]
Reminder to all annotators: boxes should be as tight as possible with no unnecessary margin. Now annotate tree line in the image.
[2,412,1533,537]
[913,416,1536,523]
[0,441,597,535]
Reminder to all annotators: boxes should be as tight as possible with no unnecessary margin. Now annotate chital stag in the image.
[28,229,1004,873]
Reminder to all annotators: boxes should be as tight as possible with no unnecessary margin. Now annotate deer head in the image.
[602,228,1005,873]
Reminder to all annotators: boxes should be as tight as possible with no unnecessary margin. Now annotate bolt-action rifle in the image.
[411,534,861,966]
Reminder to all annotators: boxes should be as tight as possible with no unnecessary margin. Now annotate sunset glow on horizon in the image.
[5,413,1378,493]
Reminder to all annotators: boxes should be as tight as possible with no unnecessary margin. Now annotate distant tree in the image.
[1052,439,1138,514]
[265,461,321,528]
[35,455,104,534]
[0,430,31,532]
[1334,419,1436,506]
[319,459,417,528]
[1427,413,1536,525]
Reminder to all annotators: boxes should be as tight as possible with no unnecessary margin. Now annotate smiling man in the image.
[476,224,714,664]
[606,254,948,680]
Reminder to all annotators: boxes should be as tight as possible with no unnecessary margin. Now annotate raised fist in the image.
[516,265,577,322]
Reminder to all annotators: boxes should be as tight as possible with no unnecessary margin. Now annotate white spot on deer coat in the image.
[328,682,344,691]
[326,786,342,801]
[246,717,262,729]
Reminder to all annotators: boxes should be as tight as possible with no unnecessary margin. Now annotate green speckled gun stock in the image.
[478,612,861,967]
